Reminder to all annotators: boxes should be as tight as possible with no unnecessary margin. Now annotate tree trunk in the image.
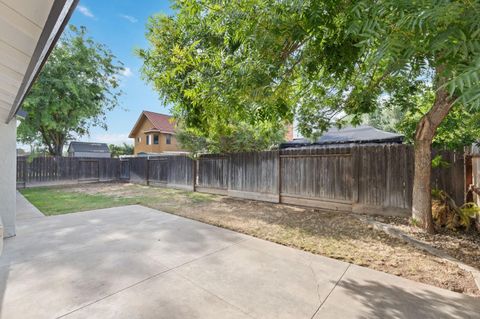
[412,70,453,233]
[41,130,64,156]
[54,143,64,156]
[412,139,434,232]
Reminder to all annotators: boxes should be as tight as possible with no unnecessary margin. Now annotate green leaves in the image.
[109,143,134,158]
[18,25,123,155]
[139,0,480,148]
[177,121,286,156]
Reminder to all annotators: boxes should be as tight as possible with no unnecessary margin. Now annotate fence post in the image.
[117,158,121,181]
[227,154,231,192]
[146,157,150,186]
[192,158,197,192]
[277,150,281,203]
[352,145,360,205]
[24,158,28,188]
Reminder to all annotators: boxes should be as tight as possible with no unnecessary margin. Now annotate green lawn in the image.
[20,187,139,215]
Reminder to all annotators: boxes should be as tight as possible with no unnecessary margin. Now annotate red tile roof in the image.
[143,111,175,133]
[129,111,176,137]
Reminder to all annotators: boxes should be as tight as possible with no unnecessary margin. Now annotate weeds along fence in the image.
[16,145,466,216]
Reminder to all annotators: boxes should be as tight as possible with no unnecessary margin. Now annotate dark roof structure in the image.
[67,142,110,153]
[280,125,404,149]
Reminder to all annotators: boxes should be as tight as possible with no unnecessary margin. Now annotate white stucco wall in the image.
[0,111,16,238]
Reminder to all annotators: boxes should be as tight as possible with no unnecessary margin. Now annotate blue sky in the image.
[72,0,174,145]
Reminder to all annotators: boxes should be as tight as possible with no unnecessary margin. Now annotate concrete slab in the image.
[314,264,480,319]
[1,197,479,318]
[2,206,246,269]
[62,272,250,319]
[175,240,349,319]
[15,191,44,220]
[0,242,169,319]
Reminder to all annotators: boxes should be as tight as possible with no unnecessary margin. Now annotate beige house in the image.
[129,111,185,155]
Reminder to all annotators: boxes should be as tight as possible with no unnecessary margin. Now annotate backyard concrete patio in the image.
[0,194,479,319]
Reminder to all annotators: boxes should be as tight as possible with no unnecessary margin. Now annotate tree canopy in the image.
[139,0,480,232]
[176,121,286,157]
[109,143,134,158]
[139,0,480,139]
[18,25,123,155]
[365,85,480,150]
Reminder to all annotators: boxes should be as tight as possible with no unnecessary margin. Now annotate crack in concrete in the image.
[310,263,350,319]
[308,261,323,305]
[174,271,257,319]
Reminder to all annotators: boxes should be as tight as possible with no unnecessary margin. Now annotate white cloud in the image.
[119,14,138,23]
[77,5,95,18]
[120,67,133,78]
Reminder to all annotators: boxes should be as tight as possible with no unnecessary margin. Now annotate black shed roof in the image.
[280,125,403,149]
[68,142,110,153]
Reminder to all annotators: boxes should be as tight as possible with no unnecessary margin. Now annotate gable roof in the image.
[280,125,404,149]
[129,111,176,137]
[68,142,110,153]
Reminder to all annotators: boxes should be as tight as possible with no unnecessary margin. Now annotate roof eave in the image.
[6,0,79,123]
[143,129,175,134]
[129,112,148,138]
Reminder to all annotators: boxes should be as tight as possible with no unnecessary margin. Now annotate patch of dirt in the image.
[65,182,480,296]
[372,215,480,271]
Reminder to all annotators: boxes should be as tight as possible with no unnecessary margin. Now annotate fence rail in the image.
[16,144,466,216]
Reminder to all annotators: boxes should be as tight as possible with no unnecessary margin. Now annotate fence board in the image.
[228,151,279,202]
[280,147,353,204]
[119,160,130,180]
[129,157,148,184]
[197,155,229,192]
[431,150,465,204]
[167,155,194,189]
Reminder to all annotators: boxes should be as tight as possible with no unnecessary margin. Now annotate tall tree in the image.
[18,25,123,155]
[139,0,480,233]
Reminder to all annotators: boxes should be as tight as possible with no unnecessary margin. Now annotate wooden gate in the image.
[147,158,169,185]
[120,160,130,180]
[78,159,99,181]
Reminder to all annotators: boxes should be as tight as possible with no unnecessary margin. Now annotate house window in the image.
[146,135,151,145]
[137,137,141,143]
[166,134,171,144]
[153,134,159,144]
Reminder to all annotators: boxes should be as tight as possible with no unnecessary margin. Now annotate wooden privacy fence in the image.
[185,145,464,216]
[171,145,464,216]
[16,145,466,216]
[16,156,121,187]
